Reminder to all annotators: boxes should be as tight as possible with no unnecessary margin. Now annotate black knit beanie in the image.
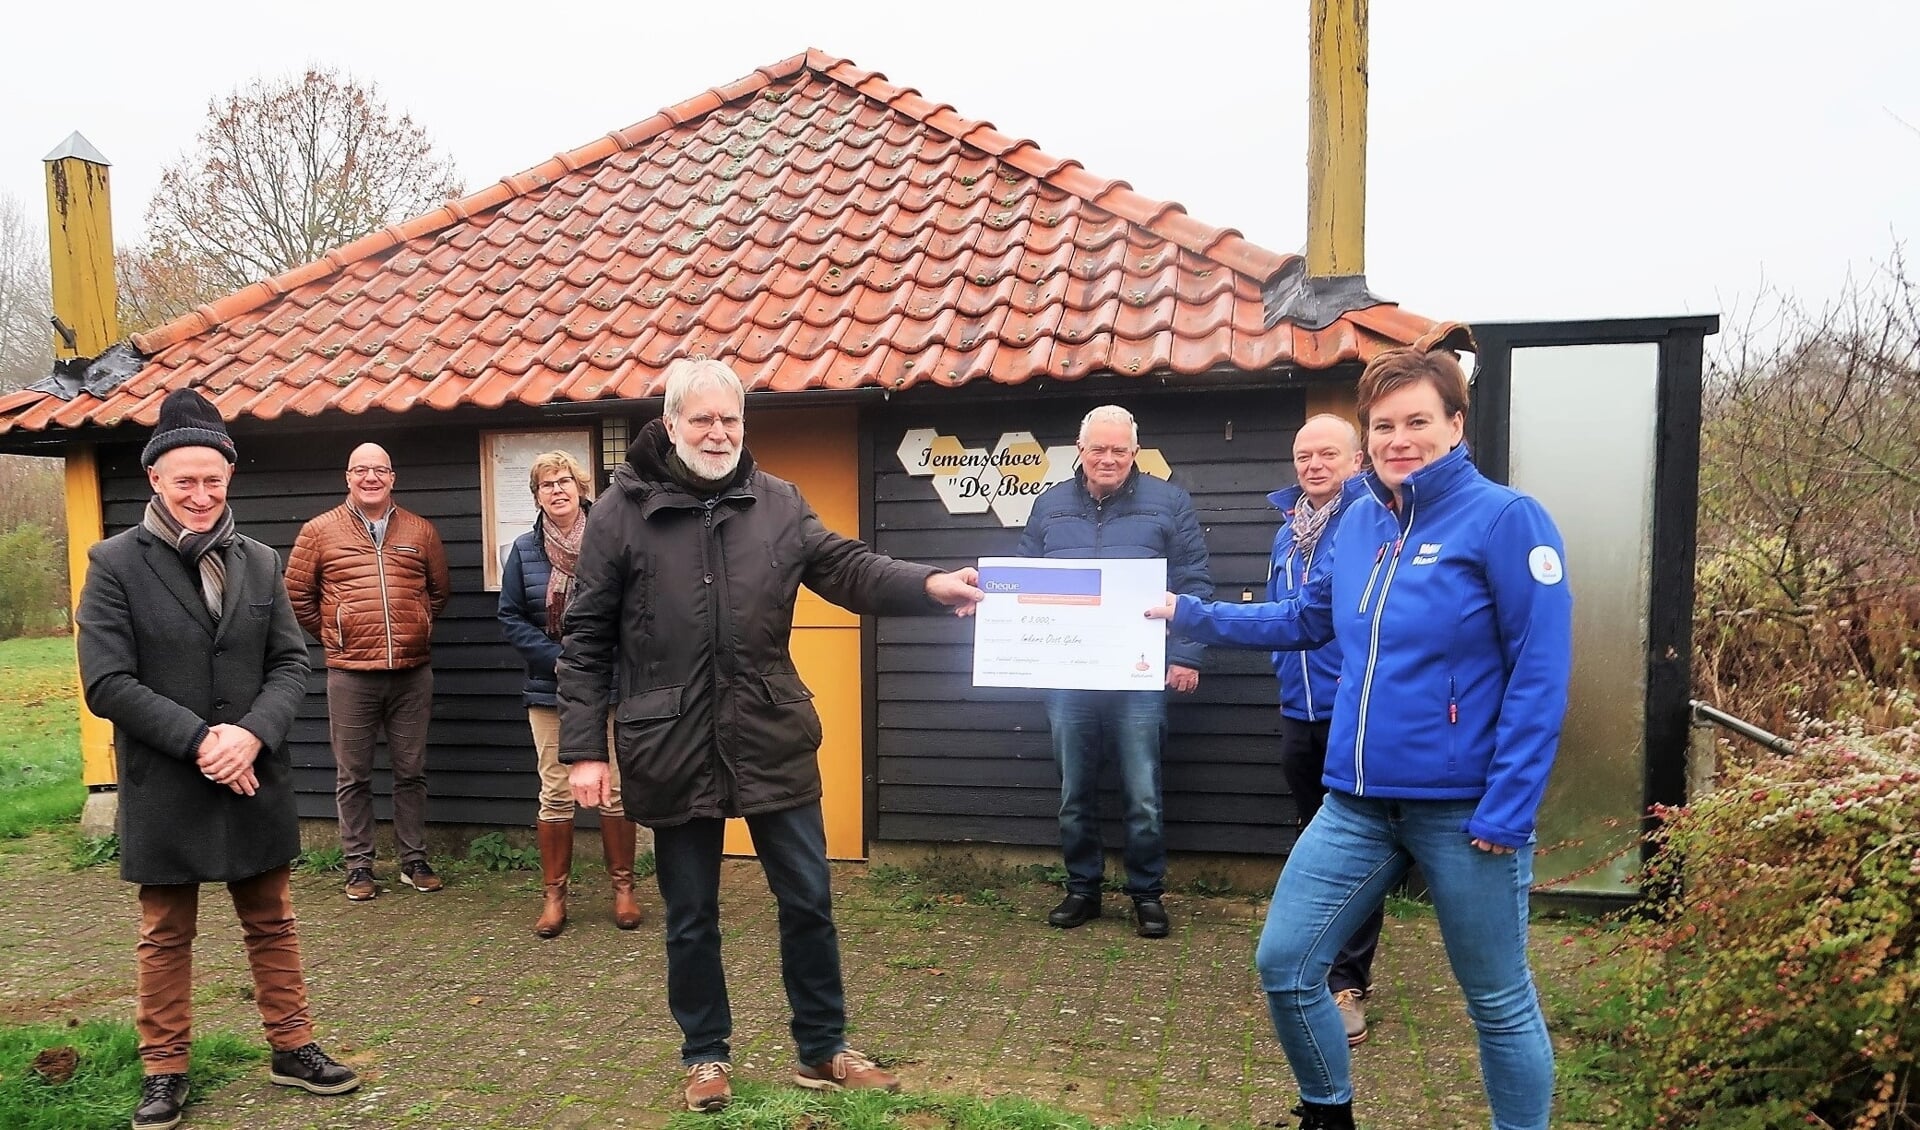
[141,388,236,468]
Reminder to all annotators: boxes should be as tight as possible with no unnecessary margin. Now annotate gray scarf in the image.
[1289,494,1340,560]
[143,495,236,618]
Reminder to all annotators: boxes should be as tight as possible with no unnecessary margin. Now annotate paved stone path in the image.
[0,833,1584,1128]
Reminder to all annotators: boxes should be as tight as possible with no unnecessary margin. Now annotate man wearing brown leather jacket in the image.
[286,442,449,902]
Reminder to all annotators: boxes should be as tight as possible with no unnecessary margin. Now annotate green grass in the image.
[663,1081,1229,1130]
[1382,891,1433,920]
[293,844,345,874]
[67,833,118,869]
[1538,931,1635,1126]
[865,855,1030,913]
[0,636,83,838]
[0,1019,264,1130]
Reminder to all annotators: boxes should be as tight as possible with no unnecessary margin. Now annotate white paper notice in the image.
[971,557,1169,691]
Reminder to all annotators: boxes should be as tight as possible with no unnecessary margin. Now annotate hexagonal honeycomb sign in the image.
[895,428,1176,527]
[987,432,1052,526]
[1043,445,1079,484]
[896,428,941,477]
[925,436,995,514]
[1133,448,1171,481]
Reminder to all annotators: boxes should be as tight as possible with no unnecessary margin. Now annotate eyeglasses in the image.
[682,413,743,433]
[1080,445,1135,459]
[536,476,577,494]
[348,466,394,478]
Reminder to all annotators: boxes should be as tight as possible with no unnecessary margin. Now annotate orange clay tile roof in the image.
[0,49,1437,435]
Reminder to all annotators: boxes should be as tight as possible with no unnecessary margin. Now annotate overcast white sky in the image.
[4,0,1916,330]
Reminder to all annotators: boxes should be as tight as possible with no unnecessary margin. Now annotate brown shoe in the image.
[344,867,376,902]
[793,1048,899,1092]
[400,860,443,892]
[601,816,645,930]
[682,1060,732,1111]
[534,821,571,939]
[1333,987,1369,1047]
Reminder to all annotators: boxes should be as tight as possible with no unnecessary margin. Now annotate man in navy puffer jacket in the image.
[1017,405,1211,939]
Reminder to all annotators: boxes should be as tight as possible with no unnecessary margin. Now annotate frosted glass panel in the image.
[1507,343,1658,894]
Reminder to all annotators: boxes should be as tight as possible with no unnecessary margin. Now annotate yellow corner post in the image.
[65,448,114,787]
[1307,0,1369,279]
[1305,382,1359,426]
[45,133,120,794]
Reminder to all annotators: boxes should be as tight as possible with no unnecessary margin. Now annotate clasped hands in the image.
[197,723,264,796]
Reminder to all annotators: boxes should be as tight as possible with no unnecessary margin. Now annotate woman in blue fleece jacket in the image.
[1149,328,1572,1130]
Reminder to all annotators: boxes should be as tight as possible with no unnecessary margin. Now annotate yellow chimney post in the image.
[1307,0,1368,280]
[44,132,120,816]
[45,134,118,359]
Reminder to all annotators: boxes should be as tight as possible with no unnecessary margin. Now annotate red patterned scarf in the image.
[541,511,585,641]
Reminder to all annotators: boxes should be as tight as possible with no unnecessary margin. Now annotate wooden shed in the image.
[7,50,1709,900]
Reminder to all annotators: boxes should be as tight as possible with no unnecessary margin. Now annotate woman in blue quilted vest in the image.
[498,450,645,938]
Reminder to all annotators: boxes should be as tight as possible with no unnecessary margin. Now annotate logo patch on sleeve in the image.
[1528,546,1564,585]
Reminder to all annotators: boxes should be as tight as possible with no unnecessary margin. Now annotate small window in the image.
[599,417,630,492]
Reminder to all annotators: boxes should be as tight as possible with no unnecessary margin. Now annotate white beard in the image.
[675,436,741,482]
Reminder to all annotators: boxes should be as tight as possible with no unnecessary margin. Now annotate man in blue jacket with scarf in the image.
[1017,405,1211,939]
[1270,414,1383,1046]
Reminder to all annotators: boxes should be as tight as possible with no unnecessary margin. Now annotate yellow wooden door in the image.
[722,407,866,860]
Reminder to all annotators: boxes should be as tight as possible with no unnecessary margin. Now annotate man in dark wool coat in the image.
[558,358,985,1114]
[76,388,361,1130]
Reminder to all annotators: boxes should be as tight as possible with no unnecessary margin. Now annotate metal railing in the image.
[1689,699,1797,756]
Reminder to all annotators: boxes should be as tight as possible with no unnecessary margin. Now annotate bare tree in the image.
[115,244,227,337]
[0,194,53,391]
[142,67,464,297]
[0,197,67,629]
[1695,248,1920,730]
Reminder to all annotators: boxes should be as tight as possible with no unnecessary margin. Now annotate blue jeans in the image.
[1045,689,1167,900]
[1277,717,1382,994]
[652,802,846,1066]
[1257,791,1552,1129]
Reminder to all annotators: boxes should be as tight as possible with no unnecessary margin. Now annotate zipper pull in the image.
[1448,677,1458,724]
[1373,542,1387,564]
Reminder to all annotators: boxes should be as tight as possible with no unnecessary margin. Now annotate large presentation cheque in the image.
[971,557,1168,691]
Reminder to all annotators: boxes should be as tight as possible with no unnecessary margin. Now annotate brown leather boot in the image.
[602,815,645,929]
[533,820,572,939]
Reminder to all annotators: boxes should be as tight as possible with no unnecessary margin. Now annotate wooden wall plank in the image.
[867,388,1310,856]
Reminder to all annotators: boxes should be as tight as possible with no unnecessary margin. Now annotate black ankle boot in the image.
[133,1073,188,1129]
[1294,1099,1355,1129]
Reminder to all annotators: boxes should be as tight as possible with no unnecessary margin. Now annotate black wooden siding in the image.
[94,387,1315,852]
[97,419,543,828]
[865,387,1312,855]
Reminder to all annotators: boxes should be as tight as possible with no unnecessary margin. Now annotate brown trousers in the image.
[327,665,435,868]
[136,865,313,1074]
